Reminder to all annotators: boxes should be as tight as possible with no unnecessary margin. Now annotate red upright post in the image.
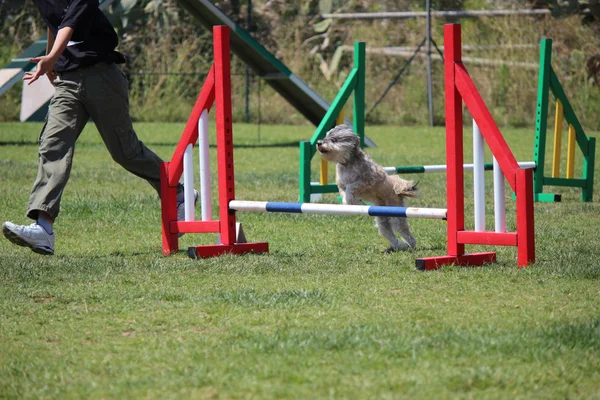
[214,26,237,247]
[516,169,535,266]
[444,23,465,258]
[160,162,178,255]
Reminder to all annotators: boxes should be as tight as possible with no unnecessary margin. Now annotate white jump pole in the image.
[198,109,212,221]
[383,161,536,174]
[493,157,506,232]
[472,120,485,232]
[183,143,195,221]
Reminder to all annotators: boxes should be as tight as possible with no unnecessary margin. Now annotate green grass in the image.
[1,122,599,399]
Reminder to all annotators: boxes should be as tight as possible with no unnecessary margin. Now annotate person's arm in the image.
[24,0,98,85]
[24,26,73,85]
[46,27,55,54]
[45,28,57,84]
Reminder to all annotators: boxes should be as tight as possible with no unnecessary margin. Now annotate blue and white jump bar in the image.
[229,201,447,219]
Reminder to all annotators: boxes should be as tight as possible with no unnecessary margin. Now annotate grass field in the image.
[1,121,599,399]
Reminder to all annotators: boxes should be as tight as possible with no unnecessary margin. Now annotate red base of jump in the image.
[415,252,497,271]
[188,242,269,259]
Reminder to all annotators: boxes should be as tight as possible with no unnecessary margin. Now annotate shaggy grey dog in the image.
[316,125,418,252]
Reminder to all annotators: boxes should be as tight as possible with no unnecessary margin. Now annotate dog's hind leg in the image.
[392,217,417,249]
[376,216,409,252]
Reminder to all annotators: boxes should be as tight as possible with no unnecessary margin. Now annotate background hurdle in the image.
[532,38,596,202]
[299,42,365,203]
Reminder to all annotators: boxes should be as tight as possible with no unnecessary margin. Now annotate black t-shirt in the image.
[33,0,126,72]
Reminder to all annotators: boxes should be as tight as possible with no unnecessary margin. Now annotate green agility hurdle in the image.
[532,38,596,202]
[299,42,366,203]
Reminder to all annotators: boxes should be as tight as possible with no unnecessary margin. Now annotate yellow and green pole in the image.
[319,111,345,185]
[551,100,563,178]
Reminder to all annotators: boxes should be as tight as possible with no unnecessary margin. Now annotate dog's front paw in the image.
[384,246,399,254]
[383,242,410,254]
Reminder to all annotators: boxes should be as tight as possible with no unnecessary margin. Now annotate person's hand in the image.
[23,55,58,85]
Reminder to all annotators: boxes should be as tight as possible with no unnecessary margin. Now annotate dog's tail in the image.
[391,176,419,198]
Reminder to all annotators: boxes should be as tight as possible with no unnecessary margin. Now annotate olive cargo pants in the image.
[26,62,164,221]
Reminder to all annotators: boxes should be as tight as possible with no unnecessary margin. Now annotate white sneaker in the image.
[2,221,55,255]
[177,189,199,237]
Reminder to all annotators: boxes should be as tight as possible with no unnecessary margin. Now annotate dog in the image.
[316,125,418,252]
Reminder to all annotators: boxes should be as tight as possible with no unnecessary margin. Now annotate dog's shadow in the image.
[413,244,447,252]
[389,244,446,255]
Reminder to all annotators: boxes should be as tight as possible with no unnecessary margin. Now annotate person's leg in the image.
[26,77,89,220]
[81,62,163,194]
[82,63,197,235]
[36,211,54,234]
[3,76,89,254]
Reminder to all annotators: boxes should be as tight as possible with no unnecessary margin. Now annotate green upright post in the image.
[354,42,366,148]
[533,38,554,202]
[299,141,313,203]
[583,137,595,202]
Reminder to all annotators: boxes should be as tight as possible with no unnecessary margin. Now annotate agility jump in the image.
[414,24,535,270]
[159,26,268,257]
[531,38,596,202]
[161,24,535,270]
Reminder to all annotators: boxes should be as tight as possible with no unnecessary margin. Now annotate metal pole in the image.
[472,120,486,232]
[426,0,434,126]
[321,9,551,19]
[257,71,261,142]
[245,0,252,123]
[183,144,195,221]
[199,110,212,221]
[493,156,506,233]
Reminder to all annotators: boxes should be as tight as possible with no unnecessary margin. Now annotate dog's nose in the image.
[316,140,323,146]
